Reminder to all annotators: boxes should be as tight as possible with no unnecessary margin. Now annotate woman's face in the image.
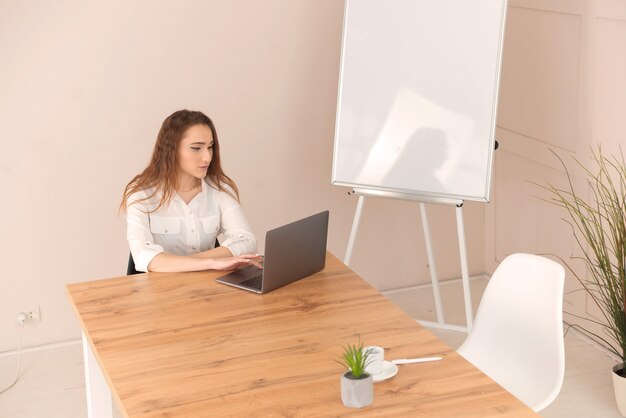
[177,124,214,182]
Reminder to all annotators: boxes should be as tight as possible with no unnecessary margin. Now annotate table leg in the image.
[82,332,113,418]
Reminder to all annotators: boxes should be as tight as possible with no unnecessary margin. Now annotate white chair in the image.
[457,253,565,412]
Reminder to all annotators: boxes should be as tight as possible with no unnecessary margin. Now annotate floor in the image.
[0,278,622,418]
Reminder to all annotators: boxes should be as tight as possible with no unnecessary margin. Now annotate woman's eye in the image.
[208,144,214,149]
[191,147,201,151]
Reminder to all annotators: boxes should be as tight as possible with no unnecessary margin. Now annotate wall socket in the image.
[16,305,41,324]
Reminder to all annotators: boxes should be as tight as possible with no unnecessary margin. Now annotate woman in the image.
[120,110,262,272]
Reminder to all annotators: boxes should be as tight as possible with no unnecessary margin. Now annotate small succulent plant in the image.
[337,340,374,379]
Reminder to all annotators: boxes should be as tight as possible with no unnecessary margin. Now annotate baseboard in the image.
[0,338,81,358]
[566,322,621,363]
[381,273,490,296]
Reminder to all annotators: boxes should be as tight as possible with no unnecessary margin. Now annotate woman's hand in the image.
[210,253,263,271]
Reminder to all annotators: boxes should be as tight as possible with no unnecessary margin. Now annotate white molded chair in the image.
[457,253,565,412]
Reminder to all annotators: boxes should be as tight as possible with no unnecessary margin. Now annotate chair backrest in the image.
[457,253,565,412]
[127,252,140,275]
[126,239,221,275]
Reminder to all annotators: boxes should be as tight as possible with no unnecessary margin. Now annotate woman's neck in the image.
[177,175,201,193]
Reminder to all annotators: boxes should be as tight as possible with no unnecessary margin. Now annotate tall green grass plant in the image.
[544,148,626,364]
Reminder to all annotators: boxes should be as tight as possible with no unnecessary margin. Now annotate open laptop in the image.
[216,211,329,294]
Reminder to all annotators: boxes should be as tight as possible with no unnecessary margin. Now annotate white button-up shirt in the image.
[126,180,257,272]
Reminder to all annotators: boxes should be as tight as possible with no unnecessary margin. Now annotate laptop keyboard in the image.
[239,275,263,291]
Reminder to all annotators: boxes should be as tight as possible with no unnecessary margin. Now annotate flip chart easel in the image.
[344,188,473,332]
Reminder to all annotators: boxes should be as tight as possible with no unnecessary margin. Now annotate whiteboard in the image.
[332,0,507,202]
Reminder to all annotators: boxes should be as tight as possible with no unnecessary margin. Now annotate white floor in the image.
[0,278,622,417]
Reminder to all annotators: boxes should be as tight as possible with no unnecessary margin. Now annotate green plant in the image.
[337,340,374,379]
[544,147,626,365]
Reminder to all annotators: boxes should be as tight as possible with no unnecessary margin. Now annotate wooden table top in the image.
[67,252,537,418]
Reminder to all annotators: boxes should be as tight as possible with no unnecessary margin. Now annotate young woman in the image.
[120,110,262,273]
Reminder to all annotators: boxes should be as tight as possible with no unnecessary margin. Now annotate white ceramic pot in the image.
[341,372,373,408]
[612,364,626,416]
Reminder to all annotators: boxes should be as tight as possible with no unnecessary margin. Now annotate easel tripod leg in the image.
[344,195,365,266]
[455,205,473,330]
[419,203,445,324]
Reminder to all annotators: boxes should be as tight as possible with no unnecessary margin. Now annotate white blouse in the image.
[125,180,257,272]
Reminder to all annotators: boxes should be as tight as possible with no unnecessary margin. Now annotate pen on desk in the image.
[391,356,443,365]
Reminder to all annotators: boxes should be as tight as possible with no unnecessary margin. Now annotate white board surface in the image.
[332,0,507,202]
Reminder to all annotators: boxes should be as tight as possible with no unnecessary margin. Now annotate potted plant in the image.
[544,148,626,416]
[337,340,374,408]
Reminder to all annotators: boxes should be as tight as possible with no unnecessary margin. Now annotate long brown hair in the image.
[120,110,239,213]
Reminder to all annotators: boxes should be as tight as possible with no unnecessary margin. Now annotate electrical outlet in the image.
[15,305,40,323]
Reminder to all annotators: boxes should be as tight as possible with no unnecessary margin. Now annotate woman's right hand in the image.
[210,254,263,271]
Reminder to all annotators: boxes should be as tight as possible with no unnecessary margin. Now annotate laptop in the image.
[216,211,329,294]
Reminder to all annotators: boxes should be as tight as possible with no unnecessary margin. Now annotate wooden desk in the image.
[67,252,538,418]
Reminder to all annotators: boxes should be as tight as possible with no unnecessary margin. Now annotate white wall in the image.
[488,0,626,338]
[0,1,486,352]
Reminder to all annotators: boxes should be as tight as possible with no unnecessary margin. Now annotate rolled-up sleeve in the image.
[218,192,258,256]
[126,193,165,272]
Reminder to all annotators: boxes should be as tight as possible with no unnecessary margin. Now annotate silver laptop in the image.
[216,211,329,294]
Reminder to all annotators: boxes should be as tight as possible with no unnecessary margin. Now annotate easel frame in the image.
[344,188,473,332]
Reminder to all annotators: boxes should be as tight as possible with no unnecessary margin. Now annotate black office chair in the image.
[127,239,220,275]
[126,253,141,275]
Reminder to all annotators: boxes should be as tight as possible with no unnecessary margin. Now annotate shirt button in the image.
[164,229,168,233]
[192,229,195,233]
[192,247,196,250]
[189,211,192,215]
